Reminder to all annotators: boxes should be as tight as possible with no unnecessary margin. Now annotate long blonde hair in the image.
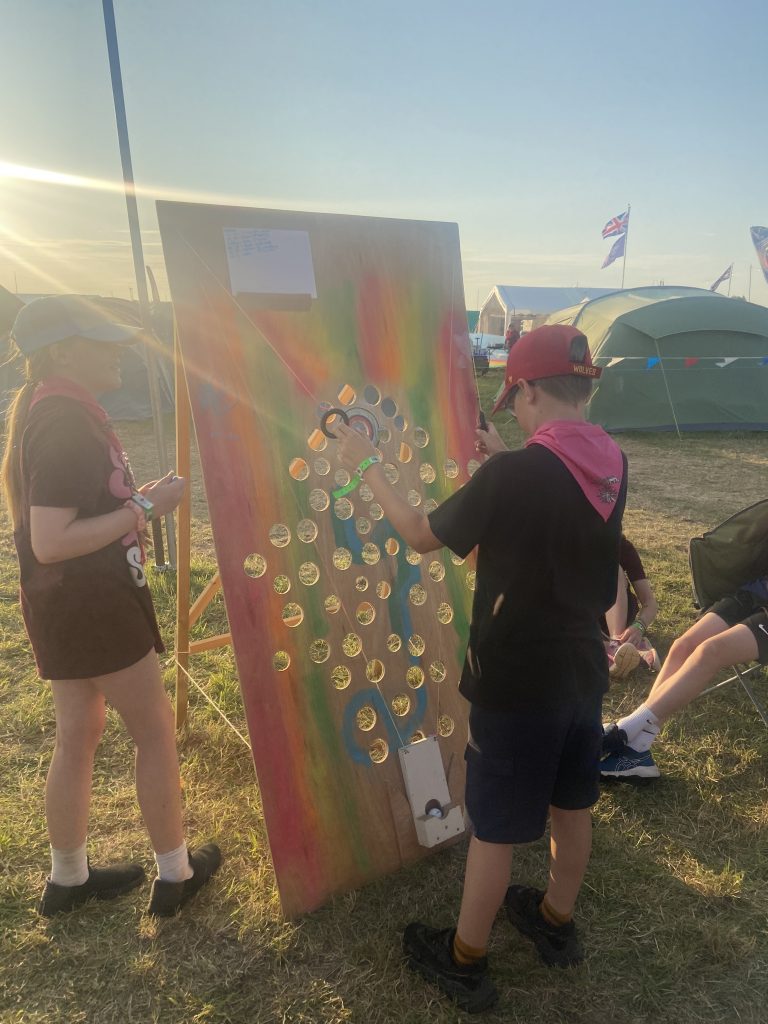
[1,347,56,529]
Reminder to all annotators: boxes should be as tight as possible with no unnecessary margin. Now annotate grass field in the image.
[1,369,767,1023]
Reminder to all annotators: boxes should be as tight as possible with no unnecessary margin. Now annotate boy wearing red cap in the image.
[337,325,626,1012]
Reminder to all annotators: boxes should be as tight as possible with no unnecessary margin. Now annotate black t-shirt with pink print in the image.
[16,396,163,680]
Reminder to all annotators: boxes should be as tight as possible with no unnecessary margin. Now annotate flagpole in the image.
[621,203,630,289]
[101,0,176,568]
[727,264,732,296]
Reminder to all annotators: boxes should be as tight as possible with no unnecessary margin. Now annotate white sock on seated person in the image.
[616,704,660,752]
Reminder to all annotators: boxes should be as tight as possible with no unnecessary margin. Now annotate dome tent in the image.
[544,286,768,432]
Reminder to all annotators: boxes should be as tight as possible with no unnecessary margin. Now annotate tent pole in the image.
[102,0,176,568]
[654,338,682,440]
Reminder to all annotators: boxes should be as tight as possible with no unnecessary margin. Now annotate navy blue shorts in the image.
[464,693,603,844]
[708,590,768,664]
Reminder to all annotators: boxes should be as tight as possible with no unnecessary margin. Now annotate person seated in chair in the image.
[601,572,768,780]
[603,535,660,679]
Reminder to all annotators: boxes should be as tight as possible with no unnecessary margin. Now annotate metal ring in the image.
[320,407,350,439]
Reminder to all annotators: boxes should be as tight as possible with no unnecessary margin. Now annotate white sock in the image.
[50,841,89,887]
[155,842,193,883]
[617,703,661,752]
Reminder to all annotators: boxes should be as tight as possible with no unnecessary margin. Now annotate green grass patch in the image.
[1,399,767,1023]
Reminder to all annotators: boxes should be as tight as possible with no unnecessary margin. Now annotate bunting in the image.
[600,356,768,370]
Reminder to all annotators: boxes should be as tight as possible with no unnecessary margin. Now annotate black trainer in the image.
[601,723,628,755]
[38,861,146,917]
[403,922,498,1014]
[147,843,222,917]
[505,886,583,968]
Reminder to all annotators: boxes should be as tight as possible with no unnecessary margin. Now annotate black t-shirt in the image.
[15,396,163,680]
[620,536,646,583]
[429,444,627,711]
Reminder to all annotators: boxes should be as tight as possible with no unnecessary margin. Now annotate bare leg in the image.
[646,624,758,721]
[544,807,592,917]
[46,680,106,850]
[647,613,729,698]
[604,568,628,638]
[455,837,514,948]
[95,650,185,854]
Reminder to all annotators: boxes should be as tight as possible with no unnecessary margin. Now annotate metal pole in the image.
[621,203,630,289]
[748,265,753,302]
[102,0,176,568]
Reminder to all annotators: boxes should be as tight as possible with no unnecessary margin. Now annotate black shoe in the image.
[147,843,222,917]
[505,886,583,968]
[38,861,146,917]
[403,923,498,1014]
[601,723,628,755]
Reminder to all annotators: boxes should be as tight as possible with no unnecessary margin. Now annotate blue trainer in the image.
[600,745,660,781]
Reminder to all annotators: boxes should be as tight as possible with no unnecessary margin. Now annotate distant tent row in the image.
[543,286,768,432]
[478,285,615,335]
[0,287,174,420]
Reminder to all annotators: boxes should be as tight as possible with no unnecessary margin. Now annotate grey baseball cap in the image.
[10,295,141,356]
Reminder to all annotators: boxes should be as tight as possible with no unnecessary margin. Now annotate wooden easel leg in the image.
[175,327,192,730]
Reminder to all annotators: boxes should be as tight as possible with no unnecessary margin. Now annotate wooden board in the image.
[158,201,480,916]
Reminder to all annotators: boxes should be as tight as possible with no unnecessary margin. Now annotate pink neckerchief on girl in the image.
[29,376,144,560]
[525,419,624,521]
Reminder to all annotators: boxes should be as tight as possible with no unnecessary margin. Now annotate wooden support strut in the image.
[173,328,233,728]
[174,328,192,729]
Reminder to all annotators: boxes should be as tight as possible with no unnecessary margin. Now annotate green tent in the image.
[545,286,768,431]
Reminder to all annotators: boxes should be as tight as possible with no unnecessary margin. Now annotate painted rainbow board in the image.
[158,201,480,917]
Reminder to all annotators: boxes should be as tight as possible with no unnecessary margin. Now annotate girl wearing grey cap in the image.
[1,296,220,917]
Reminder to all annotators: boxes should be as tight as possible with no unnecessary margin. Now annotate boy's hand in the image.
[474,423,507,459]
[336,423,378,473]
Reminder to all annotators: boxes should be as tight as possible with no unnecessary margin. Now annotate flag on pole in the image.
[602,234,625,268]
[709,264,732,292]
[602,210,629,238]
[750,226,768,284]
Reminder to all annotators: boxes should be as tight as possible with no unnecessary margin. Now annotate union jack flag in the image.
[602,210,629,239]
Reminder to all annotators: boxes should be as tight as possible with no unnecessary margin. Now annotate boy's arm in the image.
[336,424,441,552]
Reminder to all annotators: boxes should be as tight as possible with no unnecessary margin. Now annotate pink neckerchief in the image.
[30,376,125,456]
[525,419,624,521]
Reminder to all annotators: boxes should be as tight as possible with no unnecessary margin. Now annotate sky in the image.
[2,0,767,307]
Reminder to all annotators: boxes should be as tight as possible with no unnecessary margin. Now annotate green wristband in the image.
[631,619,646,635]
[331,456,381,500]
[356,455,381,477]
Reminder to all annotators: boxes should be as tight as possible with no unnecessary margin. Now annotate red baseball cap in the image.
[491,324,601,416]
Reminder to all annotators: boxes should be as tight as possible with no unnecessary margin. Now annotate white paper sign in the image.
[223,228,317,297]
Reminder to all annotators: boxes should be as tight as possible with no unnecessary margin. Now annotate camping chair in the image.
[689,499,768,727]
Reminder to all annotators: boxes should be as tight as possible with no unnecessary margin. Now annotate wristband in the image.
[129,491,155,523]
[631,619,647,636]
[356,455,381,478]
[124,499,147,532]
[331,455,382,500]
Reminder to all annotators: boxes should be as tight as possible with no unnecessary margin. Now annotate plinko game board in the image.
[158,201,481,916]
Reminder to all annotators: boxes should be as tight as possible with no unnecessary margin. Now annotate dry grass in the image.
[1,376,767,1023]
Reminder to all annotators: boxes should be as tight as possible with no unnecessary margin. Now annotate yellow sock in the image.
[540,897,572,928]
[452,931,487,966]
